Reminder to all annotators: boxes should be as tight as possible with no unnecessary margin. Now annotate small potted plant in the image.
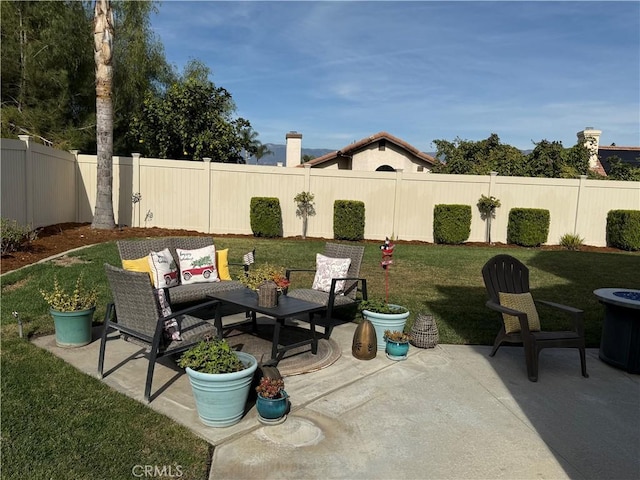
[240,263,291,292]
[255,376,288,424]
[178,337,258,427]
[383,329,411,361]
[40,274,98,347]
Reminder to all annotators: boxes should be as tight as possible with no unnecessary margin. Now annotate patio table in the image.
[208,288,325,364]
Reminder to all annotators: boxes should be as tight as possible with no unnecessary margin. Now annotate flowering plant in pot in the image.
[240,263,291,291]
[40,274,98,347]
[255,376,289,424]
[178,338,258,427]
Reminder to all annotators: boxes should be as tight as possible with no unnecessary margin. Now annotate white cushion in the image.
[177,246,219,285]
[312,253,351,294]
[148,248,179,287]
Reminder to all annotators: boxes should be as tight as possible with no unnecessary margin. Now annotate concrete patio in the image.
[33,317,640,480]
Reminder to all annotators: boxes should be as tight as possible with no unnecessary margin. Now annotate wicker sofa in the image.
[116,236,248,308]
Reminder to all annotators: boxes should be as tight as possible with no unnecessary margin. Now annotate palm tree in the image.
[91,0,115,229]
[254,143,272,164]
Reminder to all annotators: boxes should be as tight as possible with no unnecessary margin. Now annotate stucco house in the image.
[577,127,640,176]
[285,131,437,172]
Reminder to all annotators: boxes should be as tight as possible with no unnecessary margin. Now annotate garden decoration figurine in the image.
[380,237,395,303]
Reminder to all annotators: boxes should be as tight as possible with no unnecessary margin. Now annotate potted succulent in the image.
[40,274,98,347]
[255,376,289,424]
[359,300,410,350]
[178,338,258,427]
[384,329,411,360]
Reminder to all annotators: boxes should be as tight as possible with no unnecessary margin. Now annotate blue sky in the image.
[151,1,640,151]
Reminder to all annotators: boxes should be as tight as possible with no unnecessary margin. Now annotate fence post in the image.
[17,135,33,227]
[203,157,212,233]
[575,175,587,235]
[393,169,404,239]
[131,153,141,227]
[70,150,80,222]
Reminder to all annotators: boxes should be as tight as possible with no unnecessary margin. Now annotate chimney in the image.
[285,131,302,167]
[577,127,602,170]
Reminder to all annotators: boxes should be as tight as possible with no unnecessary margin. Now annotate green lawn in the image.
[1,238,638,479]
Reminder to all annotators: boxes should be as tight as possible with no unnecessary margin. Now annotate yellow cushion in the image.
[216,248,231,281]
[122,256,154,285]
[498,292,541,334]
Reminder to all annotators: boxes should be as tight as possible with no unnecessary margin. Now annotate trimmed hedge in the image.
[507,208,550,247]
[250,197,282,237]
[433,204,471,244]
[334,200,365,241]
[607,210,640,251]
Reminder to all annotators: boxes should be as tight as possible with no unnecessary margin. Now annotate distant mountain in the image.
[245,143,334,165]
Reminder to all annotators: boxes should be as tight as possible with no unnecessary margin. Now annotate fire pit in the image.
[593,288,640,374]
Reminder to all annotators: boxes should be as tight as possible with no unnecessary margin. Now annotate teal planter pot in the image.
[385,339,410,360]
[185,351,258,427]
[362,305,410,350]
[50,307,95,347]
[256,391,289,422]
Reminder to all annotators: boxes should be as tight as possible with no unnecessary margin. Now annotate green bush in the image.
[1,218,38,255]
[249,197,282,238]
[606,210,640,251]
[559,233,584,251]
[334,200,365,241]
[433,204,471,244]
[507,208,550,247]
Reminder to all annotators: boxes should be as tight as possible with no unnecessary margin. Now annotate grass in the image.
[1,237,638,478]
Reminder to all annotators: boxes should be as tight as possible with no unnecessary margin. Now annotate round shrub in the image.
[507,208,550,247]
[433,204,471,244]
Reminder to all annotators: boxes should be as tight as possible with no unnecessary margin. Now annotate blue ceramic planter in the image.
[385,339,410,360]
[185,351,258,427]
[362,305,410,350]
[50,307,95,347]
[256,391,289,420]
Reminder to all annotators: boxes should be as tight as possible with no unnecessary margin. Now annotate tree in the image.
[1,1,95,149]
[607,156,640,181]
[111,0,173,155]
[92,0,116,229]
[431,134,527,175]
[131,60,260,162]
[294,191,316,239]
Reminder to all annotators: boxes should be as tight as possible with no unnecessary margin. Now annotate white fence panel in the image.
[2,138,639,247]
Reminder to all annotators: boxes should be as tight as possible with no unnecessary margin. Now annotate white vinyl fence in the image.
[2,136,639,247]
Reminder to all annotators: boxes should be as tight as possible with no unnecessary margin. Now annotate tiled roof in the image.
[299,132,437,168]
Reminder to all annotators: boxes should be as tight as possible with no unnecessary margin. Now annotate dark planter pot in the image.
[256,391,289,424]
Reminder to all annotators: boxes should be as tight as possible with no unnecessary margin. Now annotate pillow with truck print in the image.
[148,248,180,288]
[177,246,219,285]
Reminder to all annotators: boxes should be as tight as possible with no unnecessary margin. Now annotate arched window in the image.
[376,165,395,172]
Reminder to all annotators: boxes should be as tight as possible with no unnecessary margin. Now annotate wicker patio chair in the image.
[98,264,218,403]
[482,254,588,381]
[286,243,367,339]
